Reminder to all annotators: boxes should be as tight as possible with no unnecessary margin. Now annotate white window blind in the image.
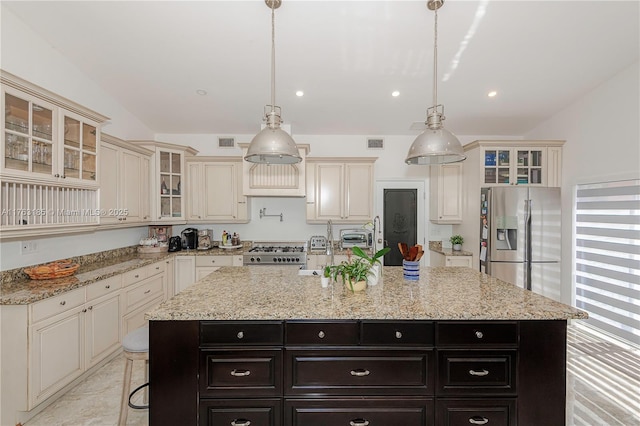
[575,179,640,346]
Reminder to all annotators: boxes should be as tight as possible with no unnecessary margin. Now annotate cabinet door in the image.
[99,143,120,224]
[315,163,344,220]
[431,163,462,224]
[29,306,84,408]
[157,148,183,220]
[204,162,237,220]
[514,148,545,186]
[445,256,473,267]
[85,292,121,368]
[140,155,151,221]
[61,112,98,183]
[120,149,142,222]
[186,162,203,220]
[344,163,373,221]
[175,256,196,294]
[481,148,512,186]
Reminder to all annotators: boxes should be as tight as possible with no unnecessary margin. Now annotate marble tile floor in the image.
[23,324,639,426]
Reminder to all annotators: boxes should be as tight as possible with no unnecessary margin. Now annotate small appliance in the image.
[197,229,214,250]
[168,236,182,252]
[340,229,373,249]
[181,228,198,250]
[309,235,327,252]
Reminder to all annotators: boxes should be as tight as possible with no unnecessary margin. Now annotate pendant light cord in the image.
[270,2,276,115]
[432,6,438,109]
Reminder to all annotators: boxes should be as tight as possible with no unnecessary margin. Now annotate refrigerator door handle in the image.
[524,199,532,290]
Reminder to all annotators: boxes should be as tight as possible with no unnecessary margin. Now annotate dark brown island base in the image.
[146,266,587,426]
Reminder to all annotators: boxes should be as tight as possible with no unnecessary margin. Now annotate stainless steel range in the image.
[243,242,307,267]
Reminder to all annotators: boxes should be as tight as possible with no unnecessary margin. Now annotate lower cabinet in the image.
[150,319,568,426]
[429,251,473,268]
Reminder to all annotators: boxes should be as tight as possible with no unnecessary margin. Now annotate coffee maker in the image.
[197,229,214,250]
[181,228,198,250]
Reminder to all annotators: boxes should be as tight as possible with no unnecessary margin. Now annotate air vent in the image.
[218,137,235,148]
[367,138,384,149]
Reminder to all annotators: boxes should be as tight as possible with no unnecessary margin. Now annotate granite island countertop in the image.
[146,265,588,321]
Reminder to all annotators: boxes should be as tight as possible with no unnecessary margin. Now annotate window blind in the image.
[575,179,640,346]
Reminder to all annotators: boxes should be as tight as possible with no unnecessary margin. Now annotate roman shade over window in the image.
[574,179,640,346]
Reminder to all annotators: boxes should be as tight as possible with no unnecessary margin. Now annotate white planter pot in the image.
[367,264,380,286]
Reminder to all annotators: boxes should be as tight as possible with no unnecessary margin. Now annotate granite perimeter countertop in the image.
[428,241,473,257]
[146,266,588,321]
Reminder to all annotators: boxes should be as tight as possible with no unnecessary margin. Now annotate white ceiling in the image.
[4,0,639,137]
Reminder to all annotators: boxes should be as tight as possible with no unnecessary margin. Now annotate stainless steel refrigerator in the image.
[480,187,562,299]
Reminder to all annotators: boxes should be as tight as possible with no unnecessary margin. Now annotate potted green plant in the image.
[327,246,391,291]
[352,246,390,285]
[321,265,331,287]
[450,235,464,251]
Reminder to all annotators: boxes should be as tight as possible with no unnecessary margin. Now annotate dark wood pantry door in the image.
[384,189,417,266]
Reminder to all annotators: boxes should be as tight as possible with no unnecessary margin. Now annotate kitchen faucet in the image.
[326,219,334,266]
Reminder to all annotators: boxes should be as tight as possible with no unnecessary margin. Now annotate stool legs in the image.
[119,351,149,426]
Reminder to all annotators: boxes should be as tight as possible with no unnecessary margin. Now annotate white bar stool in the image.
[118,326,149,426]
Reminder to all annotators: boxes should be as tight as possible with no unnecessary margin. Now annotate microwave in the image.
[340,229,373,249]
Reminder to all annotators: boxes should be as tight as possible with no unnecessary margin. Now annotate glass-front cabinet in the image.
[1,74,106,185]
[481,147,546,186]
[159,149,183,219]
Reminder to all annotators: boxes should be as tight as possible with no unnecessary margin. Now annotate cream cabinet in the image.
[1,71,108,185]
[430,163,462,224]
[186,157,249,223]
[99,134,153,225]
[121,261,167,335]
[128,141,198,222]
[306,158,377,223]
[174,256,196,295]
[429,251,473,267]
[239,143,310,196]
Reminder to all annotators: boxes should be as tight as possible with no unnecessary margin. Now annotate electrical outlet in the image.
[21,241,38,254]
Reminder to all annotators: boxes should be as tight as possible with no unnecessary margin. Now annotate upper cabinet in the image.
[239,143,309,197]
[128,141,198,223]
[430,163,463,224]
[186,157,249,223]
[306,157,376,223]
[1,71,108,186]
[464,140,564,188]
[99,134,153,226]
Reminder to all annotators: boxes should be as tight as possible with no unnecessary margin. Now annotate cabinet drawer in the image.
[201,321,284,346]
[195,256,234,267]
[122,275,164,313]
[146,261,166,277]
[285,398,434,426]
[31,288,85,323]
[285,349,434,396]
[437,350,517,395]
[199,398,282,426]
[86,275,121,301]
[361,321,434,346]
[200,350,282,397]
[437,322,518,347]
[436,398,516,426]
[286,321,359,345]
[122,267,147,287]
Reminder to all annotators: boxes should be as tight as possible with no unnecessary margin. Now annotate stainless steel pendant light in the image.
[245,0,301,164]
[406,0,466,165]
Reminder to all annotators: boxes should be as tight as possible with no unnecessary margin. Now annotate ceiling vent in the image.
[367,138,384,149]
[218,137,235,148]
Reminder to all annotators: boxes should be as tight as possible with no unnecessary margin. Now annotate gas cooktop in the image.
[243,242,307,266]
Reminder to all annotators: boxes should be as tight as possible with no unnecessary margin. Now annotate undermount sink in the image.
[297,269,323,276]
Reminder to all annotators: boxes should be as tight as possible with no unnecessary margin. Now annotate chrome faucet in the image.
[326,219,334,266]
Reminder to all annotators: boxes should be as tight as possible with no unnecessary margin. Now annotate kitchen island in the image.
[146,266,586,426]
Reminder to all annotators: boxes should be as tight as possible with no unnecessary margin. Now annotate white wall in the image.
[525,61,640,305]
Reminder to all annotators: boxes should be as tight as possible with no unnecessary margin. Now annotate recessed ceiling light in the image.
[196,89,207,96]
[296,90,304,97]
[392,91,400,97]
[487,91,497,98]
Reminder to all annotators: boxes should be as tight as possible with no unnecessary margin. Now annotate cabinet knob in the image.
[144,289,151,294]
[395,331,402,339]
[60,300,66,306]
[134,274,139,278]
[105,285,110,289]
[82,308,87,313]
[468,416,489,425]
[475,330,484,339]
[237,331,244,339]
[231,420,251,426]
[349,419,370,426]
[211,260,215,264]
[318,330,325,339]
[88,306,93,310]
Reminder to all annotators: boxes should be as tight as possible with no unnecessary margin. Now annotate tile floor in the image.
[23,323,639,426]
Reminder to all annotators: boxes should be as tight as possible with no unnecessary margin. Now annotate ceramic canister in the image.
[402,260,420,280]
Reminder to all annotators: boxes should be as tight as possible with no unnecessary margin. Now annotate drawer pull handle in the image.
[230,369,251,377]
[211,260,216,263]
[318,330,326,339]
[105,285,110,289]
[237,331,244,339]
[60,301,66,306]
[350,419,370,426]
[475,331,484,339]
[469,416,489,425]
[395,331,403,339]
[144,289,151,294]
[231,420,251,426]
[350,369,370,377]
[134,274,139,278]
[469,369,489,377]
